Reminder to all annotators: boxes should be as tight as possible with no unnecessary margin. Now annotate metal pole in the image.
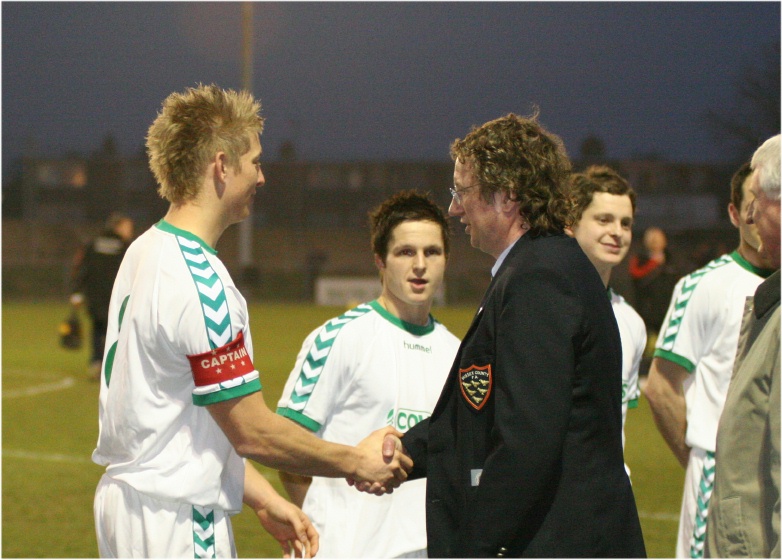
[238,3,254,282]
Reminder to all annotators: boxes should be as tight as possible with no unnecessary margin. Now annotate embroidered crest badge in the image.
[459,364,492,410]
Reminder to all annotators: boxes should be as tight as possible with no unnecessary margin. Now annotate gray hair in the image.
[751,134,781,201]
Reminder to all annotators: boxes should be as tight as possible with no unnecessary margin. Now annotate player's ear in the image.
[564,226,575,237]
[214,152,229,182]
[493,190,516,214]
[727,202,741,228]
[374,254,385,270]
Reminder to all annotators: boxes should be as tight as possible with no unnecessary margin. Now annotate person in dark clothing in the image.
[70,212,134,380]
[364,113,647,558]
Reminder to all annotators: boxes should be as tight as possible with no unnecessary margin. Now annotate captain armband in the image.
[187,330,262,406]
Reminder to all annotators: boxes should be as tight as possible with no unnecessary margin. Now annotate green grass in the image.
[2,300,682,557]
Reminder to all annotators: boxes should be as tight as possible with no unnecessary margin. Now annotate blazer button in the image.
[497,546,507,557]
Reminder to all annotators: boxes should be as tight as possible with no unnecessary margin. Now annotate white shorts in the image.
[94,474,237,558]
[676,447,715,558]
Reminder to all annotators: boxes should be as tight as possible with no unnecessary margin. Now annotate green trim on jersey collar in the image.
[369,299,435,336]
[730,250,775,278]
[156,219,217,255]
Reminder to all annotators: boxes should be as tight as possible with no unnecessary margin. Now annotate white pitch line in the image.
[2,450,278,478]
[2,449,94,464]
[3,377,76,399]
[0,450,680,517]
[2,372,678,519]
[638,510,679,522]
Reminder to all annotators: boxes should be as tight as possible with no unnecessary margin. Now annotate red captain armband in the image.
[187,331,255,387]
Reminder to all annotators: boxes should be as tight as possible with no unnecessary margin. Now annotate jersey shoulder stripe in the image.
[277,302,374,428]
[657,254,733,353]
[175,235,233,349]
[166,226,259,406]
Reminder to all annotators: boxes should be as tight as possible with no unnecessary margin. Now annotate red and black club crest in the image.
[459,364,492,410]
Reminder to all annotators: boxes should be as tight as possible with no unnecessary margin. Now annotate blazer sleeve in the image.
[403,417,430,480]
[460,264,582,555]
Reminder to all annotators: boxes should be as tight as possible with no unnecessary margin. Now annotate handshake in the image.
[347,427,413,495]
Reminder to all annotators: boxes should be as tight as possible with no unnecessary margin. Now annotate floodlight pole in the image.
[238,2,255,284]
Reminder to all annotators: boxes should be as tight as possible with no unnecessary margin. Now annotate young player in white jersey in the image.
[566,165,646,474]
[277,191,460,557]
[610,288,646,450]
[92,85,412,558]
[644,162,777,558]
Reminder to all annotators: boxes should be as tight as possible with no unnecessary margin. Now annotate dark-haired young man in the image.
[277,190,460,558]
[645,160,776,558]
[705,134,781,558]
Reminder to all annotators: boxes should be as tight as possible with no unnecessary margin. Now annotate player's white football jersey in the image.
[277,300,460,557]
[92,220,261,512]
[610,288,646,451]
[654,251,771,452]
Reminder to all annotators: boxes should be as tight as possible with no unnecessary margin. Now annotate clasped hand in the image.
[347,426,412,495]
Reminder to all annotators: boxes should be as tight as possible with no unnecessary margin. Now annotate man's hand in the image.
[252,492,319,559]
[347,427,412,495]
[644,357,690,468]
[243,463,318,558]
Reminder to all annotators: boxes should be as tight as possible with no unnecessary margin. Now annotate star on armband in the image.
[187,331,261,405]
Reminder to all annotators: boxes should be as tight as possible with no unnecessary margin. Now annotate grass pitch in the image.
[2,300,681,557]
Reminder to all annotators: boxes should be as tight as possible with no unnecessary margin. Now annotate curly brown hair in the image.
[569,165,636,223]
[450,111,573,236]
[146,84,265,205]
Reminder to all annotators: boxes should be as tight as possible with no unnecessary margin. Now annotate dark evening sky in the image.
[3,1,780,176]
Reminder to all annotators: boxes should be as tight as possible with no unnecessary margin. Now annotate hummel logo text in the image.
[403,340,432,354]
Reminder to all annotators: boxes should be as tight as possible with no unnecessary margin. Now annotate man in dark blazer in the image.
[396,113,646,557]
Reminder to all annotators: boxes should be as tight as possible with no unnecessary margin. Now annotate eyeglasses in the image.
[449,184,479,205]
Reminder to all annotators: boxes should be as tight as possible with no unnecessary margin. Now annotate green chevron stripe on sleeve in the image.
[103,294,130,387]
[282,302,373,419]
[657,255,732,353]
[175,236,233,350]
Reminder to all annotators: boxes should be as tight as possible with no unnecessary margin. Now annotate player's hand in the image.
[348,427,412,495]
[252,493,319,558]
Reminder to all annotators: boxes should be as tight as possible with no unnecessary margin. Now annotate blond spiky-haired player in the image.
[92,84,412,558]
